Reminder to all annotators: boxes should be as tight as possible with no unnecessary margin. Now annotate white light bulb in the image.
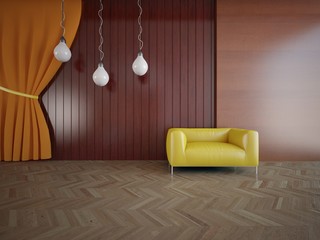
[93,62,109,86]
[132,51,148,76]
[53,37,72,62]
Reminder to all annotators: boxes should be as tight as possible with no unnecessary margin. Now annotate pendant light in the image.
[53,0,72,62]
[93,0,109,87]
[132,0,148,76]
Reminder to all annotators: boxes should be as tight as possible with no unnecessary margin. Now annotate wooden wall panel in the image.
[42,0,215,160]
[217,0,320,161]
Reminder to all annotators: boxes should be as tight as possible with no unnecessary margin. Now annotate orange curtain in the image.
[0,0,82,161]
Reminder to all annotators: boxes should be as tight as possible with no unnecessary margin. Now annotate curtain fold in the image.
[0,0,82,161]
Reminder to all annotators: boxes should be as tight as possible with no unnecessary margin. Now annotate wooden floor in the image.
[0,160,319,240]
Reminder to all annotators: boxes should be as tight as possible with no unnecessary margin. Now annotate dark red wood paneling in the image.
[140,0,150,160]
[164,0,173,134]
[109,0,119,160]
[42,0,215,160]
[102,0,112,160]
[172,0,181,128]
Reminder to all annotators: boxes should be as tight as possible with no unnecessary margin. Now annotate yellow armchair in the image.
[166,128,259,176]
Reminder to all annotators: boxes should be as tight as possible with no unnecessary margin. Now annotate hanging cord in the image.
[98,0,104,62]
[137,0,143,51]
[60,0,66,37]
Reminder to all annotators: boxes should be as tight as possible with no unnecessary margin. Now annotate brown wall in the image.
[217,0,320,161]
[42,0,215,160]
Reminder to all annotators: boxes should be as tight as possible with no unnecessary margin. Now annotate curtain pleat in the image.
[0,0,82,161]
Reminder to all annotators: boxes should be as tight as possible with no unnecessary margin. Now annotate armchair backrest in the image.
[178,128,231,143]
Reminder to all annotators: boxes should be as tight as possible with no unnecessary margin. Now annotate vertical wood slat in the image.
[133,0,142,159]
[148,1,158,160]
[140,0,150,160]
[93,0,103,160]
[164,0,173,132]
[71,27,80,160]
[172,0,181,128]
[102,0,112,160]
[86,0,96,160]
[156,0,165,159]
[109,0,119,160]
[43,0,215,160]
[55,67,64,160]
[118,0,127,160]
[180,1,189,128]
[203,0,214,128]
[188,0,196,128]
[126,0,135,160]
[78,1,88,160]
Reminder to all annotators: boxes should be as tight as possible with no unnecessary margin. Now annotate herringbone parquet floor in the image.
[0,160,319,240]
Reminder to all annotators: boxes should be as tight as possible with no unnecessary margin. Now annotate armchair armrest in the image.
[166,129,187,166]
[228,128,259,165]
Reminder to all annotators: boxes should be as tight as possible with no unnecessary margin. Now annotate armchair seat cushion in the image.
[186,142,245,166]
